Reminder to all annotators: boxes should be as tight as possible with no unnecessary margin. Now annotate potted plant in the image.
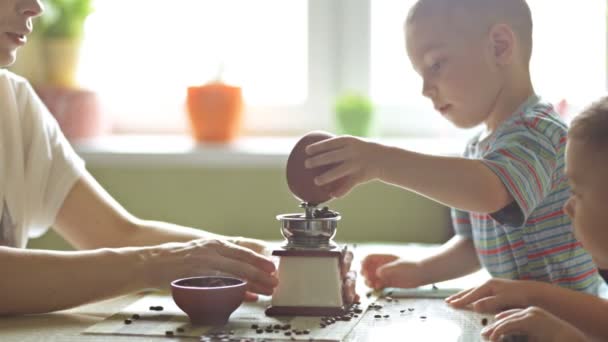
[37,0,94,88]
[29,0,106,141]
[334,92,375,137]
[186,66,244,143]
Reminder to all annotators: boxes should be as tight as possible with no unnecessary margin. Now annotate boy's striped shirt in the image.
[453,95,603,292]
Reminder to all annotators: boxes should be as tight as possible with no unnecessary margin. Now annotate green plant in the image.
[334,92,375,137]
[37,0,94,39]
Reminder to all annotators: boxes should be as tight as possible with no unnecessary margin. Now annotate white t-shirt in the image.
[0,70,85,248]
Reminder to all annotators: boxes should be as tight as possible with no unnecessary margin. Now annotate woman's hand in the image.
[145,239,278,298]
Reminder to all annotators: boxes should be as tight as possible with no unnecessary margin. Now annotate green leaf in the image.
[37,0,94,39]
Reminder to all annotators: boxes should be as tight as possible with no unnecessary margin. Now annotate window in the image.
[78,0,607,136]
[370,0,607,135]
[78,0,312,133]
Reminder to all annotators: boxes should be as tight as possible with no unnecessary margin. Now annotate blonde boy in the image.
[304,0,604,294]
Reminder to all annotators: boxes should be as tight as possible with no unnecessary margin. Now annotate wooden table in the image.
[0,244,492,341]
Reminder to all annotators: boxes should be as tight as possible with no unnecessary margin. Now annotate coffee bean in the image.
[284,332,292,336]
[131,314,140,319]
[420,316,427,319]
[408,308,415,311]
[124,319,132,324]
[481,318,488,326]
[251,324,259,329]
[374,314,382,318]
[165,330,174,336]
[383,315,389,318]
[176,327,185,333]
[256,329,263,334]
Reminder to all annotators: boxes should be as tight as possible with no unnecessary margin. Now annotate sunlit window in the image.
[371,0,607,135]
[74,0,606,136]
[78,0,308,133]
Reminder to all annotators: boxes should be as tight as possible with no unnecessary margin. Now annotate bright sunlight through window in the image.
[77,0,308,132]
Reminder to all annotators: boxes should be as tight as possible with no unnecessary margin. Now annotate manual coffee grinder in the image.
[265,202,348,316]
[266,131,350,317]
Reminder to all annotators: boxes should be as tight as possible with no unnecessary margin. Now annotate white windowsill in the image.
[73,135,466,168]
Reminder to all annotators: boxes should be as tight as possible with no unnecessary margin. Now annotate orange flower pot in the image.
[186,83,244,143]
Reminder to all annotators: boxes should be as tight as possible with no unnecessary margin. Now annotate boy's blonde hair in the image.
[407,0,533,66]
[569,97,608,151]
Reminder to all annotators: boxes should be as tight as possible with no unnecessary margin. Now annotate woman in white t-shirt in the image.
[0,0,278,315]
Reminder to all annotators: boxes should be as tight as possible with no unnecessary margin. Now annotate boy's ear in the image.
[489,24,515,66]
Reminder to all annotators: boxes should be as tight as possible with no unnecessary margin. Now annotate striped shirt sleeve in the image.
[452,207,472,237]
[482,128,557,227]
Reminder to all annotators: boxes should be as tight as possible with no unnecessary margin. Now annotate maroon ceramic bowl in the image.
[286,131,341,205]
[170,276,247,325]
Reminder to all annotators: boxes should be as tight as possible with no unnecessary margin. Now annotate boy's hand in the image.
[445,278,541,313]
[361,254,427,290]
[305,136,383,198]
[481,307,587,342]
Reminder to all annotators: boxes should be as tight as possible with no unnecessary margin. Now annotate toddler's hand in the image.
[445,278,540,313]
[361,254,426,290]
[481,307,587,342]
[305,136,383,198]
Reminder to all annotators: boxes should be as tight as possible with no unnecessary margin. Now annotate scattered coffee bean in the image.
[165,330,174,336]
[383,315,389,318]
[256,329,263,334]
[481,318,488,326]
[251,324,259,329]
[420,316,427,319]
[123,319,132,324]
[282,324,291,330]
[408,308,415,311]
[374,314,382,318]
[131,314,140,319]
[366,291,373,298]
[176,327,185,333]
[284,332,292,336]
[354,308,363,314]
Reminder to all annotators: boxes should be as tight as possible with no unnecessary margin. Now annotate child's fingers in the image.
[305,149,347,169]
[306,137,348,155]
[494,308,523,320]
[445,287,475,303]
[445,284,494,308]
[314,163,353,186]
[470,295,508,314]
[484,313,530,342]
